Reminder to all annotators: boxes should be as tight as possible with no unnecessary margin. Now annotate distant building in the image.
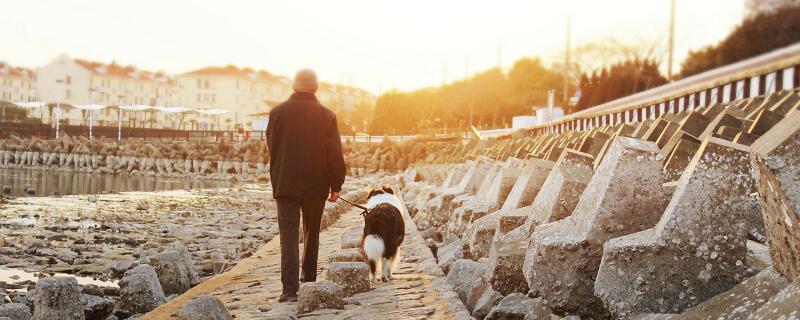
[175,65,291,130]
[1,55,376,130]
[0,62,37,103]
[36,54,176,126]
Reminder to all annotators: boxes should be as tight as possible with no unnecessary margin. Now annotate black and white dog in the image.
[360,186,405,282]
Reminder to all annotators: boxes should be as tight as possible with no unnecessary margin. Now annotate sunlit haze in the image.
[4,0,745,93]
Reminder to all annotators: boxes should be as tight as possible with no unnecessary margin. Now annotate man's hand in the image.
[328,191,340,203]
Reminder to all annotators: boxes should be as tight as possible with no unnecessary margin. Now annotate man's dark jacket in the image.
[266,92,346,198]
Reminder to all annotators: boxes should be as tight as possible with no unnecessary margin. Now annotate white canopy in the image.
[154,106,194,113]
[72,104,108,111]
[119,105,157,111]
[13,101,48,109]
[197,109,230,115]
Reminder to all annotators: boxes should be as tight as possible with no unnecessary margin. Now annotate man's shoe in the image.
[278,294,298,303]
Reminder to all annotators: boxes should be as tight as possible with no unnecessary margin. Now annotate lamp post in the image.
[88,87,97,140]
[55,79,64,139]
[117,95,125,141]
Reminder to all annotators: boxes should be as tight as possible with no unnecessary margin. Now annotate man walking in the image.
[266,69,347,302]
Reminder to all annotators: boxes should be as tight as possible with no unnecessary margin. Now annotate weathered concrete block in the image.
[484,293,553,320]
[119,265,166,314]
[82,294,113,320]
[524,137,669,317]
[341,226,363,249]
[446,259,485,304]
[327,248,364,263]
[296,281,345,314]
[500,159,554,211]
[748,281,800,320]
[594,138,754,317]
[486,230,528,295]
[436,239,463,274]
[179,295,232,320]
[32,276,85,320]
[751,110,800,281]
[326,262,371,296]
[656,268,789,320]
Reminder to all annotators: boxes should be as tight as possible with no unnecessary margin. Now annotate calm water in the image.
[0,168,233,197]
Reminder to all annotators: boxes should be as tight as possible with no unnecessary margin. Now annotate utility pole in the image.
[668,0,676,79]
[466,57,473,128]
[563,17,572,106]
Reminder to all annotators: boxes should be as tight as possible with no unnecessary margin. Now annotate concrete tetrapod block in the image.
[119,265,166,315]
[0,303,31,320]
[446,166,522,238]
[484,293,553,320]
[748,280,800,320]
[500,159,555,211]
[642,267,789,320]
[751,110,800,280]
[523,137,669,317]
[594,138,755,317]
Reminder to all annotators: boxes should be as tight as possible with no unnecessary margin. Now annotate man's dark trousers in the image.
[276,196,326,296]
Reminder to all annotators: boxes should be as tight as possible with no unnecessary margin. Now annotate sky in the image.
[3,0,746,94]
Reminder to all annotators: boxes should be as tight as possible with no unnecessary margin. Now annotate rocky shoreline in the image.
[0,184,278,319]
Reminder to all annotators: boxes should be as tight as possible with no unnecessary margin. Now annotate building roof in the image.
[73,58,174,84]
[0,62,35,80]
[179,65,287,82]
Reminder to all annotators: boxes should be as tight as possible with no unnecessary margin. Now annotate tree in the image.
[680,4,800,78]
[575,59,668,111]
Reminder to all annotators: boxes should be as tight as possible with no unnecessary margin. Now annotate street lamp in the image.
[55,79,64,139]
[88,87,97,140]
[117,95,126,141]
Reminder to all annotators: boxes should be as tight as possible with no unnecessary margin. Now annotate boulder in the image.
[118,265,166,314]
[32,276,85,320]
[341,226,363,249]
[149,250,192,295]
[0,303,31,320]
[326,262,371,296]
[436,239,463,274]
[296,281,345,314]
[179,295,232,320]
[81,294,113,320]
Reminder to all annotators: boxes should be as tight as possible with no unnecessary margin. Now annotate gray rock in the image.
[169,244,202,286]
[326,262,370,296]
[118,265,166,314]
[485,293,552,320]
[179,295,232,320]
[0,303,31,320]
[296,281,345,314]
[81,294,113,320]
[436,239,463,274]
[341,227,363,249]
[32,276,85,320]
[149,250,192,295]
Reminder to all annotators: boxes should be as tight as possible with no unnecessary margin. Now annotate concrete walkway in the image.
[142,208,470,320]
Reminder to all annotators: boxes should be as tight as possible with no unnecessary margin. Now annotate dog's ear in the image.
[382,185,395,194]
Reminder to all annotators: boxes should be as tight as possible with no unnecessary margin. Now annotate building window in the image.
[204,80,210,89]
[210,94,215,103]
[65,90,71,99]
[65,76,71,85]
[197,94,202,103]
